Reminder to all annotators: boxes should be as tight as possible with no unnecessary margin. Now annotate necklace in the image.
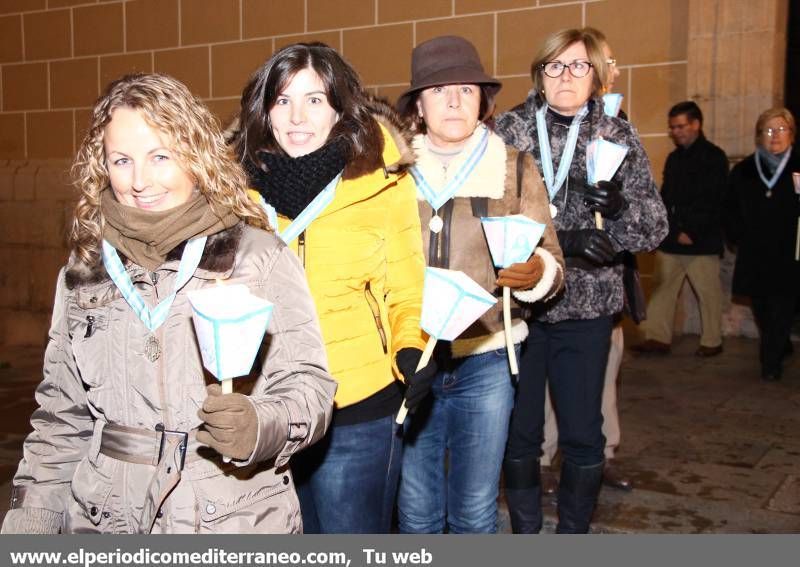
[102,236,207,362]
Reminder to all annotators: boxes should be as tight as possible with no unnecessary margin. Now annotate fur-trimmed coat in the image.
[243,99,427,409]
[495,92,668,323]
[3,224,336,534]
[412,125,565,357]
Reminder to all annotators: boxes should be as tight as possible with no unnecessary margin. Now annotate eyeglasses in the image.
[762,126,790,137]
[606,58,617,66]
[540,60,593,79]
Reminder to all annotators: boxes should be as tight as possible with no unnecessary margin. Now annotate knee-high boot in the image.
[502,457,542,534]
[556,460,604,534]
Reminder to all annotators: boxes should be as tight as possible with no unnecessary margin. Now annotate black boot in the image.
[503,457,542,534]
[556,460,604,534]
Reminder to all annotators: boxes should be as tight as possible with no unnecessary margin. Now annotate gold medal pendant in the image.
[429,214,444,234]
[549,203,558,218]
[766,190,772,198]
[144,334,161,362]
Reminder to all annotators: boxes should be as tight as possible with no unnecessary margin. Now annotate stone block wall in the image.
[0,0,689,175]
[0,0,789,345]
[0,160,73,346]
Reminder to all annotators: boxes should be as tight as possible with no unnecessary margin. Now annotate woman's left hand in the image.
[497,255,545,290]
[585,180,627,219]
[396,348,438,412]
[197,384,258,461]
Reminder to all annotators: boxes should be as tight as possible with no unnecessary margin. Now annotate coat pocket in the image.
[193,466,300,534]
[68,306,112,390]
[66,455,120,533]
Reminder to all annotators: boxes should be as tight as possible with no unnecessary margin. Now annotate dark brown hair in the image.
[234,42,383,177]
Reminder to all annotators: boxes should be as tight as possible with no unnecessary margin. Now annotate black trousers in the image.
[750,294,798,378]
[506,316,612,467]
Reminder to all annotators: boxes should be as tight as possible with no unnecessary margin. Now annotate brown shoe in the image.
[603,463,633,492]
[632,339,671,355]
[695,344,723,357]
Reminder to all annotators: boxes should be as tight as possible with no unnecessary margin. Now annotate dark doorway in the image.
[786,0,800,119]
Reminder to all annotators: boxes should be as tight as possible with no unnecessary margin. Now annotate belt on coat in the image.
[99,423,204,534]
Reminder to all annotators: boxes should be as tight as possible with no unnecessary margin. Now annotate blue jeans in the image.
[398,347,516,533]
[292,414,403,533]
[506,317,611,467]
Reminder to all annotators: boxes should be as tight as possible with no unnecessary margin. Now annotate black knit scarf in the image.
[246,141,346,220]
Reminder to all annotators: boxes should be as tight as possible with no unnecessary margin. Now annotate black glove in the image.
[584,180,626,220]
[558,229,616,265]
[396,347,438,412]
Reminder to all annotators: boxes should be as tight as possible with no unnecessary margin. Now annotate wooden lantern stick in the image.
[503,286,519,376]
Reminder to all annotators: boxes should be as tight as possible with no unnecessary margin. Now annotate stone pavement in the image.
[0,335,798,533]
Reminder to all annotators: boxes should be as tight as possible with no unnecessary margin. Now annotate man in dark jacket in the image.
[634,101,729,356]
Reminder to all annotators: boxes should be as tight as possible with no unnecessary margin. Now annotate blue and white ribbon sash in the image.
[258,171,342,245]
[101,235,208,332]
[602,93,623,117]
[409,126,490,211]
[755,147,792,190]
[535,103,590,201]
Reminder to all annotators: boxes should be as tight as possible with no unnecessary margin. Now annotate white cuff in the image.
[512,247,561,304]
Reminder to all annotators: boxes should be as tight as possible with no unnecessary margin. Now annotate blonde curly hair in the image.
[70,73,269,266]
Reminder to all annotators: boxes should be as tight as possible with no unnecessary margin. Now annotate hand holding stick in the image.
[395,336,437,425]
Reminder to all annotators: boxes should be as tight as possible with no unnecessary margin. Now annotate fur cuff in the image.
[450,320,528,358]
[513,247,561,304]
[1,507,62,534]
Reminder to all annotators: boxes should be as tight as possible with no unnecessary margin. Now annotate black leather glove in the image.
[558,229,616,265]
[396,347,438,412]
[584,180,626,220]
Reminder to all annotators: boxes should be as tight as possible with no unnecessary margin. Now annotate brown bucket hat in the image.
[396,35,502,120]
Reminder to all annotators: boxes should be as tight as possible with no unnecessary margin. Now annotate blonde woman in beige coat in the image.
[1,74,336,534]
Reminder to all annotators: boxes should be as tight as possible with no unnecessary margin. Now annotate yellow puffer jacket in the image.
[248,118,426,409]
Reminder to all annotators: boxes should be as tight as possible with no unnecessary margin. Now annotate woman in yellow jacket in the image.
[230,42,436,533]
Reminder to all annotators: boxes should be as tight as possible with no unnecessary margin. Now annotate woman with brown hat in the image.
[395,35,564,533]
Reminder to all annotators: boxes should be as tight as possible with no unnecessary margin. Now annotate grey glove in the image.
[1,507,62,534]
[197,384,258,461]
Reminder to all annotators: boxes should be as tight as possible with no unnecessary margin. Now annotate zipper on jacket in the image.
[150,271,160,300]
[428,199,454,269]
[84,315,95,338]
[298,231,306,267]
[364,282,389,354]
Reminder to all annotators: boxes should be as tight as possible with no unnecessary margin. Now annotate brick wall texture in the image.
[0,0,786,344]
[0,0,690,170]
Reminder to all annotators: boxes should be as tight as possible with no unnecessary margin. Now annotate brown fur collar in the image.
[65,223,244,289]
[343,95,415,180]
[224,95,415,181]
